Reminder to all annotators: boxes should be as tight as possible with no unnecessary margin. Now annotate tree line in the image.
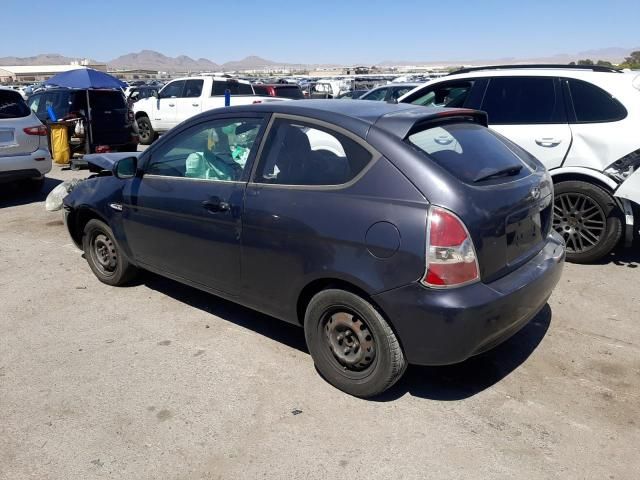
[570,51,640,69]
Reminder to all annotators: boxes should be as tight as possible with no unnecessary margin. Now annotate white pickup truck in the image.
[133,76,282,144]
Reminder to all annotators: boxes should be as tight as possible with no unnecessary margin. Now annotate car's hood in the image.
[84,152,141,171]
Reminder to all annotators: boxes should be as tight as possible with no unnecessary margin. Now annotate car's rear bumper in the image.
[372,232,565,366]
[0,149,52,183]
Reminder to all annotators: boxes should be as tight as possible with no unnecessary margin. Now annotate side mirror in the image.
[114,156,137,179]
[152,90,159,98]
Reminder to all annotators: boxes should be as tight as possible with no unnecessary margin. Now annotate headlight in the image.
[605,148,640,183]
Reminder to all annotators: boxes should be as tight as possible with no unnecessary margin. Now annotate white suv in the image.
[399,65,640,263]
[0,87,52,191]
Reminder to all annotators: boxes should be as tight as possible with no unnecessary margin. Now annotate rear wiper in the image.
[473,165,522,183]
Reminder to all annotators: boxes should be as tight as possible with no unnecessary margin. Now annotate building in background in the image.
[0,60,107,84]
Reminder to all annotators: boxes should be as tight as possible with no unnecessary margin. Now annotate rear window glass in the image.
[0,90,31,118]
[275,86,303,99]
[567,79,627,123]
[407,122,534,183]
[90,91,126,110]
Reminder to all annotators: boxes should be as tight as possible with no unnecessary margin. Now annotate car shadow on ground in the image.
[377,305,552,402]
[143,272,552,402]
[591,243,639,268]
[0,177,62,209]
[143,273,308,354]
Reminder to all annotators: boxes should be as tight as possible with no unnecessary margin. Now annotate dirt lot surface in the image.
[1,165,639,480]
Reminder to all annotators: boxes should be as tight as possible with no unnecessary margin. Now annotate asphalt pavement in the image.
[1,165,639,479]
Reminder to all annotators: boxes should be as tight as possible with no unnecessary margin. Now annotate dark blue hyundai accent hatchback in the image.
[63,100,565,397]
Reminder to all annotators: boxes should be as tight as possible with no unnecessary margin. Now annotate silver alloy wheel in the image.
[553,193,606,253]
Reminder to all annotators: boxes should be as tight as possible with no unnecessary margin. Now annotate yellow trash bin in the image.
[50,123,71,164]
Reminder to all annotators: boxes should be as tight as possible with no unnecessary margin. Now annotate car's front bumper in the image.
[372,232,565,366]
[0,149,52,183]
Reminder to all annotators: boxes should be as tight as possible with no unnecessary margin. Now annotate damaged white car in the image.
[399,65,640,263]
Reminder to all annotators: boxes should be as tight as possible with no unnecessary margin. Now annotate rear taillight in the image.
[422,206,480,288]
[95,145,111,153]
[23,125,48,136]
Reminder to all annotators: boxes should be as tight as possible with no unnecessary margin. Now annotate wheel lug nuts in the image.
[344,348,350,354]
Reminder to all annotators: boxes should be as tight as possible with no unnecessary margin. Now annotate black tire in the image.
[82,219,138,286]
[553,180,622,263]
[136,116,155,145]
[304,289,406,398]
[25,176,45,192]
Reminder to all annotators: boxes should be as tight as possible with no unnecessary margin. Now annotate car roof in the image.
[170,76,252,84]
[213,100,487,139]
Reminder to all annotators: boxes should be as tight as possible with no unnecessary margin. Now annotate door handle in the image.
[168,103,175,107]
[202,198,230,213]
[535,137,562,147]
[192,103,199,107]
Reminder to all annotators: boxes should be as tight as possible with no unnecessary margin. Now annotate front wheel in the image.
[82,219,138,286]
[304,289,406,398]
[136,116,155,145]
[553,180,622,263]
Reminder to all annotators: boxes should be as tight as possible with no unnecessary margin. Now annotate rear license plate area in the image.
[505,203,545,265]
[0,129,15,144]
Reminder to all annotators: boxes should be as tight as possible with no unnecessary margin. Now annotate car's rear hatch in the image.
[0,90,43,157]
[400,115,554,283]
[89,90,131,146]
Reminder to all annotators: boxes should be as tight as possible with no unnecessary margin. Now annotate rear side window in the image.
[212,81,254,96]
[183,79,204,98]
[253,119,372,186]
[481,77,564,124]
[407,122,534,184]
[0,90,31,118]
[566,78,627,123]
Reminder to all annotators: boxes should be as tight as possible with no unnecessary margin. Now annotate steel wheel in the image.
[90,232,118,277]
[553,192,606,254]
[324,310,376,372]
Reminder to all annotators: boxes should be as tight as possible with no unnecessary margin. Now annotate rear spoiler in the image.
[410,109,489,135]
[374,107,488,140]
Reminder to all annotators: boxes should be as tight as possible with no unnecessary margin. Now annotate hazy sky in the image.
[2,0,638,63]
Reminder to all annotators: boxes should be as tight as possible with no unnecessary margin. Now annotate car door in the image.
[154,80,184,130]
[121,114,267,294]
[479,77,571,170]
[176,79,204,122]
[241,116,377,319]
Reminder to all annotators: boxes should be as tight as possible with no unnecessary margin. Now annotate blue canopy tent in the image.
[44,68,127,155]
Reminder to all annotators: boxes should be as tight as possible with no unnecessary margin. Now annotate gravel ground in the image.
[1,165,639,480]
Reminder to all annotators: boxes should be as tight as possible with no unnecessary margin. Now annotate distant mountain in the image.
[220,55,287,71]
[0,53,96,66]
[108,50,219,72]
[377,47,640,67]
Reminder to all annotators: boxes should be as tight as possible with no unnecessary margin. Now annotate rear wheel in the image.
[553,181,622,263]
[304,289,406,398]
[82,219,138,286]
[136,116,155,145]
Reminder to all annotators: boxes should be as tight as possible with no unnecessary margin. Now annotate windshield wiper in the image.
[473,165,523,183]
